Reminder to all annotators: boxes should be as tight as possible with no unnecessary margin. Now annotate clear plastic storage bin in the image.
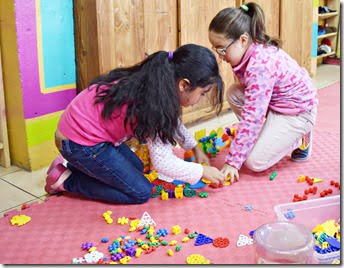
[274,195,340,264]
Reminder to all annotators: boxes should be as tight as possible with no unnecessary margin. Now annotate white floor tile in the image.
[0,168,48,198]
[0,179,38,213]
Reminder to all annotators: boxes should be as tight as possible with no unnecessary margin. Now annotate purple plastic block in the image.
[168,189,175,198]
[125,247,136,257]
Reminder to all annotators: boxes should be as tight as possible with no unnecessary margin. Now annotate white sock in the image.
[51,169,71,191]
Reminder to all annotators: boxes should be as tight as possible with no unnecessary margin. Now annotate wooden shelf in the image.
[318,12,339,19]
[317,51,336,59]
[318,32,337,39]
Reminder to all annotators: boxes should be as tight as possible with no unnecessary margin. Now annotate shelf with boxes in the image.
[316,0,340,60]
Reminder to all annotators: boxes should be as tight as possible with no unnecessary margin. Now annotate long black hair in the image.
[209,2,281,48]
[90,44,223,145]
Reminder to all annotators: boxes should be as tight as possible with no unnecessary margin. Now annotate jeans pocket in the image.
[84,142,111,158]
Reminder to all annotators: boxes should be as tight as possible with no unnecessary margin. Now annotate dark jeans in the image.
[57,138,152,204]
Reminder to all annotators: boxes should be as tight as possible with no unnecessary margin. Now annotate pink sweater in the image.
[58,85,203,184]
[225,43,318,170]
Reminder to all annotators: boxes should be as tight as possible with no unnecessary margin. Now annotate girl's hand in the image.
[221,164,239,183]
[192,146,210,166]
[202,166,226,185]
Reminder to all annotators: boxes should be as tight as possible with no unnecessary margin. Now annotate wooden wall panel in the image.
[97,0,145,71]
[143,0,178,55]
[179,0,237,125]
[250,0,280,38]
[280,0,313,73]
[73,0,99,91]
[74,0,177,90]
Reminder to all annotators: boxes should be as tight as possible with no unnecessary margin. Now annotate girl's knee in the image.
[132,182,152,204]
[245,157,269,172]
[226,84,245,103]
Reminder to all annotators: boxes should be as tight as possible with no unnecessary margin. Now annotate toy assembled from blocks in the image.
[45,44,226,204]
[208,2,318,182]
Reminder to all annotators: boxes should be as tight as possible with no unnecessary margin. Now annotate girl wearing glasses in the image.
[208,2,318,182]
[45,44,225,204]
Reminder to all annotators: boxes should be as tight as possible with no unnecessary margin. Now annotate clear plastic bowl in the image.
[253,221,316,264]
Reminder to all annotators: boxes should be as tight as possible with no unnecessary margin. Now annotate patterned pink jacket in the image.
[225,43,318,169]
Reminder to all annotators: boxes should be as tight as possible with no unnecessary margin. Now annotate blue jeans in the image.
[57,138,152,204]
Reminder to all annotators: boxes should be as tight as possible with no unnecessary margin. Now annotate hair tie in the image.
[168,51,173,61]
[240,5,249,12]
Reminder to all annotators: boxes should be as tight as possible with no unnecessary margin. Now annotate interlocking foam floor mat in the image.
[0,82,340,264]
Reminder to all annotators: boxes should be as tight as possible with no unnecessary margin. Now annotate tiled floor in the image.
[0,64,340,217]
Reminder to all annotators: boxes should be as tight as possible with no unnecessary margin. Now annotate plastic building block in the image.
[21,204,29,210]
[298,175,306,182]
[173,179,206,189]
[167,249,174,256]
[182,237,190,243]
[10,215,31,226]
[249,230,255,238]
[144,170,158,182]
[209,182,223,188]
[183,185,196,197]
[176,245,182,251]
[186,254,210,264]
[201,177,212,184]
[236,234,253,247]
[172,225,181,235]
[244,205,253,211]
[270,171,277,180]
[161,190,169,200]
[188,232,197,239]
[169,240,178,246]
[194,233,213,246]
[72,257,84,264]
[138,211,156,227]
[184,150,196,162]
[89,246,97,252]
[117,217,129,225]
[82,242,94,250]
[102,211,113,224]
[101,238,109,243]
[84,250,104,264]
[199,192,209,198]
[174,184,184,198]
[213,237,230,248]
[151,185,163,198]
[134,142,151,173]
[189,180,206,189]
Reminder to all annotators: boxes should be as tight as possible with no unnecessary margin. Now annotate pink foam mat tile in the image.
[315,82,340,134]
[0,192,271,264]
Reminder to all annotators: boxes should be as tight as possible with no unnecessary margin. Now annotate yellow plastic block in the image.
[10,215,31,226]
[311,177,323,183]
[170,240,178,246]
[117,217,129,225]
[161,190,169,200]
[298,175,306,182]
[182,237,190,243]
[167,249,174,256]
[88,246,97,252]
[144,170,158,182]
[135,248,143,257]
[174,185,183,198]
[172,225,181,235]
[195,129,207,145]
[186,254,207,264]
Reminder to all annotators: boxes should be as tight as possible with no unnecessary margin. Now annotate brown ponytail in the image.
[209,2,281,48]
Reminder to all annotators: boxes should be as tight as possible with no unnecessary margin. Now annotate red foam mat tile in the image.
[0,83,340,264]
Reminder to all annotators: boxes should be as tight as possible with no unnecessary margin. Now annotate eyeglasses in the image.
[212,39,237,56]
